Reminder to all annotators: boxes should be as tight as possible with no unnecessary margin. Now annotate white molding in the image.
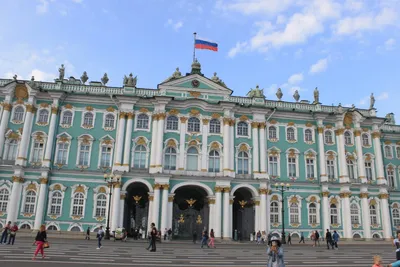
[69,184,89,219]
[165,115,180,132]
[285,148,300,179]
[361,132,372,148]
[230,184,259,197]
[325,150,338,180]
[267,125,279,142]
[47,189,65,219]
[54,132,72,166]
[236,121,250,138]
[235,143,252,175]
[20,181,39,216]
[303,127,315,144]
[364,153,376,181]
[169,181,214,196]
[131,136,150,169]
[285,125,297,143]
[67,222,83,232]
[344,129,354,146]
[97,135,115,169]
[304,149,317,180]
[29,131,48,164]
[75,134,94,167]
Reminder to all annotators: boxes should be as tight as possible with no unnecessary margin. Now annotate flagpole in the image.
[193,32,197,62]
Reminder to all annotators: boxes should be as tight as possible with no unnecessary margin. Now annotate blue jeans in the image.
[0,231,8,244]
[391,260,400,267]
[200,237,208,248]
[97,237,102,248]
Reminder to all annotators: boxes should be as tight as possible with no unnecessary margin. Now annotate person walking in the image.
[85,227,90,240]
[0,221,11,244]
[311,231,316,247]
[192,230,197,244]
[164,228,168,241]
[299,232,305,244]
[325,229,334,250]
[96,226,104,249]
[267,232,272,246]
[168,228,172,240]
[267,236,285,267]
[7,223,18,245]
[256,231,262,245]
[287,233,292,245]
[150,223,157,252]
[208,229,215,248]
[315,231,320,246]
[32,225,47,260]
[200,229,209,248]
[332,230,339,249]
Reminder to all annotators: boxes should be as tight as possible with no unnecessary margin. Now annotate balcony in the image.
[0,159,16,166]
[350,178,362,184]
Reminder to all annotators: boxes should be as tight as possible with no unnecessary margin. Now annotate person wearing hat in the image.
[267,236,285,267]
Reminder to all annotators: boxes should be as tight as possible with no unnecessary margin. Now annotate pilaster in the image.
[378,188,392,239]
[359,186,371,239]
[0,102,11,158]
[122,112,134,171]
[339,186,352,238]
[16,102,35,166]
[178,117,187,171]
[34,172,49,229]
[372,127,386,185]
[201,119,209,172]
[113,112,126,171]
[149,114,159,173]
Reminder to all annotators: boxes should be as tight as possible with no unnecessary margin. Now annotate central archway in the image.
[123,182,150,236]
[232,187,255,241]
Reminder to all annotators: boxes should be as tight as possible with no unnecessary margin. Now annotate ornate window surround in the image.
[306,195,321,226]
[81,110,96,129]
[364,153,376,181]
[391,202,400,227]
[328,196,341,227]
[286,148,300,180]
[29,131,48,164]
[0,180,12,216]
[46,222,60,231]
[69,184,89,220]
[303,127,315,144]
[384,144,393,159]
[47,183,67,219]
[165,115,180,132]
[344,130,354,146]
[325,150,338,180]
[185,144,201,172]
[268,147,281,179]
[350,199,361,227]
[60,107,75,128]
[386,164,397,188]
[68,223,84,232]
[285,125,297,143]
[54,132,72,167]
[235,143,252,175]
[36,107,50,126]
[76,134,94,168]
[270,194,282,226]
[324,129,335,145]
[20,181,39,218]
[346,153,358,180]
[208,118,222,135]
[3,130,21,160]
[362,132,372,148]
[267,124,279,142]
[304,149,317,181]
[396,145,400,159]
[368,197,381,227]
[102,112,116,131]
[11,104,26,125]
[287,195,302,227]
[98,135,115,169]
[207,141,223,173]
[236,121,250,138]
[134,112,151,132]
[131,137,150,169]
[92,185,109,222]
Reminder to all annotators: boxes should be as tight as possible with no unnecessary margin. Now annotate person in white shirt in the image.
[96,226,105,249]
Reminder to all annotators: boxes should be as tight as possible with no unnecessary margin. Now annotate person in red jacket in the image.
[7,223,18,245]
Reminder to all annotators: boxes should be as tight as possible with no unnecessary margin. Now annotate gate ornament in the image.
[238,200,247,208]
[178,214,185,223]
[186,198,197,207]
[133,195,142,204]
[196,215,202,224]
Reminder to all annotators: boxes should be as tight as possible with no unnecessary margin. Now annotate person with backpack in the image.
[325,229,334,250]
[96,226,104,249]
[332,230,339,249]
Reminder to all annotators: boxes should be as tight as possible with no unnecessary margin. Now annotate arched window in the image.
[186,147,198,171]
[95,194,107,217]
[387,167,395,187]
[365,159,373,181]
[350,203,360,224]
[305,129,313,142]
[62,111,73,125]
[347,159,355,180]
[289,203,299,224]
[13,106,24,121]
[72,193,85,216]
[0,188,9,212]
[164,147,177,170]
[270,202,279,223]
[83,112,94,126]
[100,145,112,167]
[166,116,178,130]
[136,114,149,129]
[47,225,58,231]
[362,133,370,146]
[4,139,18,161]
[306,158,315,178]
[187,117,200,132]
[50,191,63,215]
[209,119,221,134]
[208,150,220,172]
[24,190,36,214]
[288,156,297,177]
[370,205,378,225]
[393,208,400,226]
[237,122,248,136]
[237,151,249,174]
[325,131,333,144]
[78,143,90,166]
[286,127,296,141]
[397,147,400,158]
[385,146,393,158]
[70,226,81,232]
[133,145,147,169]
[308,203,317,224]
[56,142,69,164]
[330,204,338,224]
[269,155,278,177]
[344,131,352,145]
[104,114,115,128]
[31,140,44,163]
[268,126,277,139]
[20,224,31,230]
[38,109,49,124]
[327,157,335,179]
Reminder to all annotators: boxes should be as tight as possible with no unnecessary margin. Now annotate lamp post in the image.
[274,182,290,244]
[104,172,120,240]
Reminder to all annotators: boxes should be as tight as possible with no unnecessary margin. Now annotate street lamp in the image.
[104,172,120,240]
[274,182,290,244]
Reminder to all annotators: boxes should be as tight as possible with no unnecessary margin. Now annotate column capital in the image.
[335,128,345,136]
[25,104,35,113]
[51,106,59,114]
[353,129,361,137]
[251,122,259,129]
[214,186,223,192]
[153,183,162,190]
[254,200,260,206]
[317,127,324,134]
[223,117,231,125]
[158,113,166,120]
[359,192,369,198]
[372,132,381,139]
[38,178,48,184]
[202,118,209,125]
[229,199,234,205]
[127,112,135,119]
[339,192,352,198]
[1,102,12,111]
[222,186,231,192]
[149,195,154,201]
[113,181,122,188]
[259,188,268,195]
[259,122,266,129]
[162,184,170,190]
[168,196,174,202]
[379,193,389,199]
[180,116,187,123]
[119,112,127,119]
[12,176,24,183]
[321,191,330,197]
[120,193,126,200]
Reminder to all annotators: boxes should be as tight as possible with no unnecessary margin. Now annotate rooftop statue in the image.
[276,88,283,101]
[313,87,319,104]
[163,67,182,83]
[58,64,65,80]
[81,71,89,84]
[211,72,227,88]
[13,74,17,80]
[293,90,300,102]
[385,113,396,125]
[370,93,375,109]
[101,73,109,85]
[247,85,265,98]
[123,73,137,87]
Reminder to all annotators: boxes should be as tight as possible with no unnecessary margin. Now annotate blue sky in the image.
[1,0,400,121]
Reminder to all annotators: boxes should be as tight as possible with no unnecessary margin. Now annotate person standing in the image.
[96,226,104,249]
[332,230,339,249]
[0,221,11,244]
[256,231,262,245]
[85,227,90,240]
[32,225,47,260]
[267,236,285,267]
[168,228,172,240]
[164,228,168,241]
[200,229,209,248]
[267,232,272,246]
[315,231,320,246]
[311,231,316,247]
[299,232,305,244]
[7,223,18,245]
[208,229,215,248]
[325,229,334,250]
[150,223,157,252]
[192,230,197,244]
[287,233,292,245]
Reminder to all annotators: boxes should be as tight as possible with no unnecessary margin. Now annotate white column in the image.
[208,198,215,232]
[167,194,174,230]
[155,114,166,172]
[252,122,259,174]
[379,191,392,239]
[201,119,209,172]
[122,113,134,168]
[178,117,186,170]
[254,200,260,232]
[160,184,169,232]
[16,105,34,166]
[43,107,58,167]
[229,197,233,236]
[6,177,24,223]
[321,192,330,232]
[223,187,231,238]
[260,189,267,232]
[317,127,328,182]
[336,128,349,183]
[259,123,267,174]
[340,190,352,238]
[354,130,367,183]
[0,103,11,158]
[372,131,386,185]
[34,178,48,230]
[149,115,158,173]
[223,118,230,175]
[147,193,154,234]
[360,190,371,239]
[214,187,222,238]
[152,184,161,229]
[266,191,271,233]
[114,113,126,166]
[229,121,235,174]
[111,184,121,231]
[119,193,125,229]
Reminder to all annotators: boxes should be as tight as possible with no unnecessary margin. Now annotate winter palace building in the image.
[0,61,398,240]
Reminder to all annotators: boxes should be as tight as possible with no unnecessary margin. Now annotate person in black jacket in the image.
[325,229,334,250]
[33,225,47,260]
[150,223,157,252]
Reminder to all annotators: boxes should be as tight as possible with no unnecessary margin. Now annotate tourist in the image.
[150,223,157,252]
[208,229,215,248]
[266,236,285,267]
[372,255,383,267]
[287,233,292,245]
[311,231,316,247]
[200,229,209,248]
[192,230,197,244]
[325,229,334,250]
[164,228,168,241]
[139,227,143,239]
[85,227,90,240]
[388,231,400,267]
[32,225,47,260]
[96,226,104,249]
[267,232,272,246]
[299,232,305,244]
[7,222,18,245]
[256,231,262,245]
[168,228,172,240]
[315,231,320,246]
[332,230,339,249]
[146,230,152,250]
[0,221,11,244]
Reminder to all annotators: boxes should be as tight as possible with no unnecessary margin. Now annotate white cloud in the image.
[216,0,295,16]
[288,73,303,84]
[166,19,183,31]
[384,38,396,50]
[344,0,363,12]
[309,58,328,74]
[377,92,389,100]
[228,41,248,58]
[72,0,83,3]
[29,69,54,82]
[36,0,49,14]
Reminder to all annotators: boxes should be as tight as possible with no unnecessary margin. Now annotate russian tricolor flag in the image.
[195,39,218,52]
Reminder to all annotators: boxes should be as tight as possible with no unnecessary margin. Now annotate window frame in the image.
[186,146,199,171]
[350,203,360,225]
[164,146,177,171]
[0,188,9,213]
[36,108,50,125]
[136,113,150,130]
[208,150,220,173]
[286,127,297,142]
[81,111,95,129]
[133,144,148,169]
[187,117,201,133]
[3,137,19,161]
[103,113,116,130]
[76,135,94,167]
[304,128,314,143]
[362,133,371,147]
[23,190,37,215]
[166,115,179,131]
[12,105,25,123]
[385,145,393,159]
[237,121,249,137]
[324,130,334,145]
[268,125,278,141]
[237,150,250,175]
[60,110,74,128]
[209,119,221,134]
[344,130,353,146]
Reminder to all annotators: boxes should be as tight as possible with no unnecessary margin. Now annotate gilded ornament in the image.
[251,122,259,128]
[289,196,299,204]
[8,132,19,140]
[180,117,188,123]
[359,192,369,198]
[202,118,209,125]
[168,109,179,115]
[238,200,247,208]
[369,199,377,206]
[254,200,260,206]
[393,203,399,209]
[81,136,91,145]
[74,185,85,193]
[287,122,295,126]
[119,112,126,119]
[12,176,24,183]
[133,195,142,204]
[196,215,202,224]
[327,151,335,160]
[98,187,106,193]
[214,186,223,192]
[354,130,361,137]
[344,112,353,126]
[153,184,161,190]
[2,103,12,111]
[102,139,113,145]
[379,193,389,199]
[58,136,69,143]
[384,140,392,145]
[208,199,216,204]
[189,109,200,116]
[158,113,166,120]
[127,112,134,119]
[26,183,36,191]
[16,99,24,104]
[339,192,352,198]
[269,150,279,156]
[40,103,49,108]
[25,104,34,113]
[325,124,333,129]
[188,91,201,98]
[335,128,344,135]
[39,178,48,184]
[23,213,33,218]
[51,107,58,114]
[239,115,248,121]
[106,106,115,112]
[372,132,381,139]
[15,84,28,100]
[96,217,104,222]
[259,122,266,128]
[305,151,314,159]
[290,223,300,228]
[178,214,185,223]
[269,119,277,125]
[167,139,177,147]
[331,223,340,228]
[306,122,313,127]
[139,107,149,113]
[188,140,198,146]
[53,184,62,191]
[288,149,296,158]
[309,196,317,203]
[136,137,146,145]
[211,113,221,119]
[72,215,82,220]
[271,195,279,201]
[259,188,268,195]
[223,117,231,125]
[210,142,220,150]
[365,154,372,161]
[152,113,159,120]
[168,196,174,202]
[162,184,170,190]
[329,198,338,204]
[186,198,197,207]
[223,187,231,192]
[148,195,154,201]
[239,144,248,152]
[64,104,73,109]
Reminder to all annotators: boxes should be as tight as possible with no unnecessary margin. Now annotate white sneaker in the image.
[100,246,102,249]
[96,247,100,249]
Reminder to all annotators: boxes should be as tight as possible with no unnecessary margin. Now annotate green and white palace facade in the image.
[0,61,399,240]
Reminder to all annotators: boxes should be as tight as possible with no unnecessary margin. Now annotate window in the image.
[31,141,44,163]
[362,133,370,146]
[47,225,58,231]
[100,146,112,167]
[62,111,73,125]
[350,203,360,225]
[70,226,81,232]
[365,161,373,180]
[37,109,49,124]
[325,131,333,144]
[327,159,335,179]
[0,189,9,212]
[330,204,338,224]
[78,144,90,166]
[50,191,62,215]
[72,193,85,216]
[4,139,18,161]
[344,131,352,145]
[95,194,107,217]
[24,190,36,214]
[269,156,278,177]
[104,114,115,128]
[385,146,393,158]
[166,116,178,130]
[270,202,279,223]
[186,147,198,171]
[393,208,400,227]
[237,122,248,136]
[20,224,31,230]
[387,167,395,187]
[305,129,313,142]
[288,157,296,177]
[209,119,221,134]
[347,160,355,180]
[268,126,277,139]
[133,145,147,168]
[289,203,299,224]
[397,147,400,159]
[308,203,317,224]
[306,158,315,178]
[13,106,24,121]
[237,151,249,174]
[136,114,149,129]
[83,112,94,127]
[370,205,378,225]
[187,117,200,132]
[56,143,69,164]
[208,150,220,172]
[164,147,177,170]
[287,127,296,141]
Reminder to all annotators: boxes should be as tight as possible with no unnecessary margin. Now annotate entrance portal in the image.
[172,186,209,239]
[232,188,255,241]
[123,182,149,236]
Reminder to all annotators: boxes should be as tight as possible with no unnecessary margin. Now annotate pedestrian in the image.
[139,228,143,239]
[299,232,305,244]
[7,223,18,245]
[372,255,383,267]
[267,236,285,267]
[325,229,334,250]
[193,230,197,244]
[257,231,262,245]
[388,231,400,267]
[200,229,209,248]
[168,228,172,240]
[332,230,339,249]
[267,232,272,246]
[32,225,47,260]
[150,223,157,252]
[315,231,320,246]
[85,227,90,240]
[0,221,11,244]
[208,229,215,248]
[287,233,292,245]
[311,231,316,247]
[164,228,168,241]
[96,226,104,249]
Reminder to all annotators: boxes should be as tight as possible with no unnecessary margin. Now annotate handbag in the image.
[43,241,50,249]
